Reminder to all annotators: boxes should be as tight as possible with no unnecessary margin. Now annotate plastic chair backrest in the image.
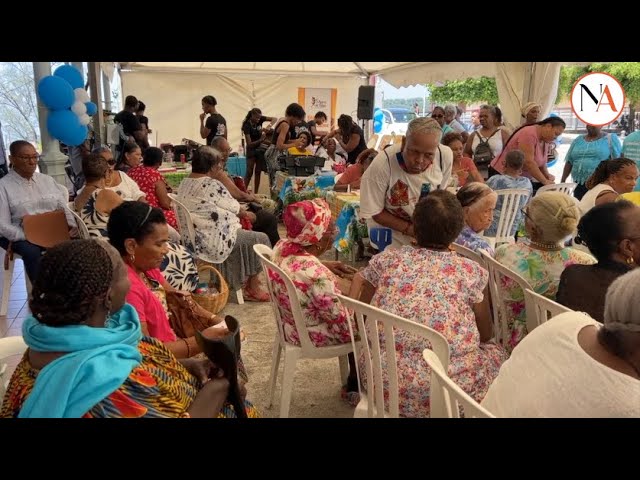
[65,206,91,239]
[536,182,577,196]
[523,288,572,333]
[369,227,393,251]
[366,134,379,149]
[480,249,533,346]
[168,193,197,251]
[253,244,321,354]
[377,135,393,150]
[422,349,494,418]
[451,242,486,269]
[337,294,450,418]
[0,336,27,399]
[486,188,530,247]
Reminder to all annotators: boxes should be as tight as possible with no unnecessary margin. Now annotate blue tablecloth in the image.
[226,156,247,178]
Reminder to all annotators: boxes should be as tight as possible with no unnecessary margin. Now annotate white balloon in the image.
[79,113,91,125]
[74,88,90,103]
[71,100,87,116]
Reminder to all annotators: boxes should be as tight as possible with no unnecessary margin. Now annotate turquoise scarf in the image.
[18,303,142,418]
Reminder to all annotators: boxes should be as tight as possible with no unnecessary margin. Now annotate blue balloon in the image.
[85,101,97,116]
[374,119,383,134]
[47,109,88,146]
[37,76,75,111]
[53,65,84,90]
[373,108,384,123]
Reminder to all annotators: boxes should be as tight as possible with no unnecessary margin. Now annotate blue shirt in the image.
[455,225,494,256]
[622,131,640,191]
[485,174,533,237]
[565,134,622,185]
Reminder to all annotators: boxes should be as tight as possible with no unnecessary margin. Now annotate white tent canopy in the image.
[119,62,563,149]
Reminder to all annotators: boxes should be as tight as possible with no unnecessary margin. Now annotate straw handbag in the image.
[193,264,229,314]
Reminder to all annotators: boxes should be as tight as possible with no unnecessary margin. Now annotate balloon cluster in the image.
[373,108,384,134]
[36,65,98,146]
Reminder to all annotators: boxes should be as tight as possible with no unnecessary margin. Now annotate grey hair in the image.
[406,117,442,140]
[210,136,228,150]
[456,182,496,210]
[479,104,497,116]
[603,268,640,332]
[528,191,580,243]
[91,145,111,154]
[444,105,457,117]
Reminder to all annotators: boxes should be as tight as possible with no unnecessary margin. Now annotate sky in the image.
[378,77,429,100]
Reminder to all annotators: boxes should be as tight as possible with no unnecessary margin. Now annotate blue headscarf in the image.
[18,303,143,418]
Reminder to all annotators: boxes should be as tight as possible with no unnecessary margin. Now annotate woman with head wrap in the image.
[270,198,359,402]
[495,191,596,351]
[521,102,542,126]
[482,267,640,417]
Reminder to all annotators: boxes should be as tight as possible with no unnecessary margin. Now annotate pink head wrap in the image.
[283,198,332,246]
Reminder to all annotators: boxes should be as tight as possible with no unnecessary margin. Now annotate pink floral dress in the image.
[269,244,352,348]
[494,241,596,352]
[360,246,507,418]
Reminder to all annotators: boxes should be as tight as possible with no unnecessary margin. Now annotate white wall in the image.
[121,71,364,151]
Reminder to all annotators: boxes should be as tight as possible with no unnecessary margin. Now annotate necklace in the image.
[528,239,564,251]
[105,170,115,187]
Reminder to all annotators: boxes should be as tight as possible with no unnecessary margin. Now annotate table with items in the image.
[160,165,191,190]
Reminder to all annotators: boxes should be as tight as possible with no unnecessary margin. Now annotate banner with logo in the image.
[298,88,337,129]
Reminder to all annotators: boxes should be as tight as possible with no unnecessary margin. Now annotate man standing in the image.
[360,117,453,249]
[200,95,227,145]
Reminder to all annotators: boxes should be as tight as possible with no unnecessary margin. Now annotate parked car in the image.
[379,107,417,136]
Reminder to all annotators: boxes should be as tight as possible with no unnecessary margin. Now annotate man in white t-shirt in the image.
[360,117,453,249]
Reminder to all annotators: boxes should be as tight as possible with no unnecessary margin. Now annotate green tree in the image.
[426,76,498,105]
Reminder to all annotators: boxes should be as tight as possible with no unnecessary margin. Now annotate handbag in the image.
[166,291,218,339]
[22,210,70,248]
[195,315,247,418]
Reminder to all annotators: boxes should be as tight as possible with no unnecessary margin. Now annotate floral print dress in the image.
[360,246,507,417]
[455,225,495,256]
[269,245,353,348]
[494,241,596,352]
[128,166,178,230]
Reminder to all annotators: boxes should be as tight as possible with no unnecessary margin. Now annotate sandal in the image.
[243,287,270,302]
[341,376,361,407]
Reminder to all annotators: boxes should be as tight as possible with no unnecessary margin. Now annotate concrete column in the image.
[32,62,68,186]
[87,62,104,146]
[102,71,112,112]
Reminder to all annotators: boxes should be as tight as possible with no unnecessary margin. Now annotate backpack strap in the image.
[477,128,501,143]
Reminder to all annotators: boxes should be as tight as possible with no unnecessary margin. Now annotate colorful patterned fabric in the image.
[281,199,331,254]
[494,241,596,352]
[359,246,507,417]
[1,337,258,418]
[128,166,178,230]
[270,244,353,348]
[160,241,199,292]
[456,225,495,256]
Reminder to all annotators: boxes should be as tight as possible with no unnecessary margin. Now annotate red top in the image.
[128,166,179,230]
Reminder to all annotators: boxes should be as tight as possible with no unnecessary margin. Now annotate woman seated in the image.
[0,239,257,418]
[455,182,497,255]
[287,131,314,156]
[482,268,640,418]
[441,132,483,188]
[271,199,359,401]
[578,158,639,216]
[177,146,270,301]
[74,153,126,238]
[557,201,640,322]
[315,137,347,172]
[115,141,142,175]
[350,190,507,417]
[128,146,179,231]
[334,148,376,192]
[495,191,595,351]
[91,145,146,201]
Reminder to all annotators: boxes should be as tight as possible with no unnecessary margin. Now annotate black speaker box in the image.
[357,86,375,120]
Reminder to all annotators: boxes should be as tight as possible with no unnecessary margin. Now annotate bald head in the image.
[211,136,230,161]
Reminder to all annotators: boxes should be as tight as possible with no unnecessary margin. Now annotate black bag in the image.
[280,155,325,176]
[473,129,501,166]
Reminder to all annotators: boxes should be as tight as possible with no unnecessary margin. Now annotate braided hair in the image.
[585,158,636,190]
[29,240,115,327]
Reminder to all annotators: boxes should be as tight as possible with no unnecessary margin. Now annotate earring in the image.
[627,257,635,265]
[129,254,135,263]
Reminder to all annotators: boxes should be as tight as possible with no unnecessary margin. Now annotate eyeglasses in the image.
[431,114,444,119]
[14,155,40,162]
[521,207,533,222]
[106,159,116,166]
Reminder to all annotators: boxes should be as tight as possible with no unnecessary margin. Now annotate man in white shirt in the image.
[360,117,453,249]
[0,140,75,282]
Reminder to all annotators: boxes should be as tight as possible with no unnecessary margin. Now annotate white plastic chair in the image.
[0,336,27,398]
[336,294,450,418]
[536,182,577,196]
[65,206,91,239]
[483,188,530,248]
[451,242,486,269]
[1,251,32,317]
[480,250,533,346]
[169,193,244,304]
[523,288,572,333]
[422,349,494,418]
[253,244,354,417]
